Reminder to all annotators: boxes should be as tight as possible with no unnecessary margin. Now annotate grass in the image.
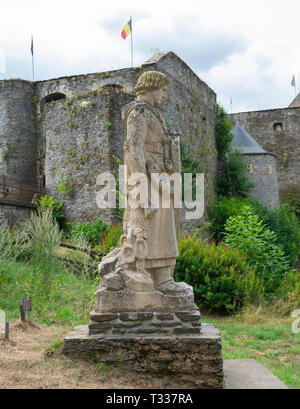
[206,310,300,389]
[0,241,299,389]
[0,258,98,327]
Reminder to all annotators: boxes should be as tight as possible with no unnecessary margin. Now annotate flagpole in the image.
[31,35,35,82]
[130,16,133,67]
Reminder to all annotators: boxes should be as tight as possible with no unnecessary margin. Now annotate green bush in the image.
[280,184,300,219]
[273,270,300,315]
[67,219,108,246]
[38,195,65,229]
[216,105,233,159]
[209,196,300,266]
[216,153,254,198]
[97,224,123,254]
[208,196,248,242]
[174,235,264,313]
[224,207,290,298]
[248,200,300,267]
[215,105,254,198]
[21,207,63,296]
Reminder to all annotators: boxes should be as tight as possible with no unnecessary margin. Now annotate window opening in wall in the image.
[273,122,283,131]
[41,93,66,112]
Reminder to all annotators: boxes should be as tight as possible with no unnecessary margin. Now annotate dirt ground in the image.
[0,321,194,389]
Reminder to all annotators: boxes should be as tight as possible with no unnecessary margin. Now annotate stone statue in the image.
[63,72,223,388]
[95,70,197,317]
[120,70,188,295]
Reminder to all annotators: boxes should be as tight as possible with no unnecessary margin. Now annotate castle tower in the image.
[231,122,279,209]
[0,80,37,184]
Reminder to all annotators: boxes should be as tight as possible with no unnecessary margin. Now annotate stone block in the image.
[156,313,174,321]
[175,311,201,322]
[90,311,118,322]
[62,324,224,389]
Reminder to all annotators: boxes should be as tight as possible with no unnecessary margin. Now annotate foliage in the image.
[224,207,291,298]
[21,207,63,296]
[209,196,300,266]
[38,195,66,229]
[208,196,248,242]
[180,139,204,200]
[247,200,300,267]
[67,219,109,246]
[55,165,75,197]
[215,105,234,159]
[215,105,254,198]
[174,235,264,313]
[216,153,254,197]
[0,257,97,325]
[97,224,123,254]
[272,270,300,316]
[280,184,300,219]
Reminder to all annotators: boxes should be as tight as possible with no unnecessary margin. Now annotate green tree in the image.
[215,105,254,197]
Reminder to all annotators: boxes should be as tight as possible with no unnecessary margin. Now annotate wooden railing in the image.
[0,176,46,204]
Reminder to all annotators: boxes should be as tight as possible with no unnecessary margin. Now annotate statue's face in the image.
[151,85,167,107]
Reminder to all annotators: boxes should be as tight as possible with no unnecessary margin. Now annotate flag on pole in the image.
[291,75,296,87]
[31,36,34,56]
[31,35,35,82]
[121,19,132,40]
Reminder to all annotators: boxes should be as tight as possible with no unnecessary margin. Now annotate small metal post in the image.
[5,322,9,340]
[19,300,26,323]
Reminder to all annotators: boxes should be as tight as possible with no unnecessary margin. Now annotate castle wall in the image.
[0,80,37,184]
[36,52,217,227]
[245,153,279,209]
[42,85,133,224]
[229,107,300,194]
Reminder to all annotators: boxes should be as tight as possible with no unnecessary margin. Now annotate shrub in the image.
[248,200,300,267]
[216,153,254,198]
[215,105,254,198]
[272,270,300,315]
[280,184,300,220]
[21,207,62,296]
[174,235,264,313]
[215,105,233,159]
[209,196,300,266]
[97,224,123,254]
[38,195,65,229]
[67,219,108,246]
[180,139,204,200]
[208,196,248,242]
[224,207,291,297]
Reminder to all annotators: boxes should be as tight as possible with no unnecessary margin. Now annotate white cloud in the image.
[0,0,299,111]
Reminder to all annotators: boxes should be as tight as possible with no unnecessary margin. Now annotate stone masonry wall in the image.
[0,80,37,184]
[36,52,217,227]
[245,153,279,209]
[43,85,133,224]
[229,107,300,194]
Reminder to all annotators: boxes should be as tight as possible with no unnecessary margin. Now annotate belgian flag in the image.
[121,19,132,40]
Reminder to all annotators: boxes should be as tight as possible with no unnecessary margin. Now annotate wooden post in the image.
[5,322,9,340]
[19,300,26,323]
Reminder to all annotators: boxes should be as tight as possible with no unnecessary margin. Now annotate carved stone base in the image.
[89,310,201,337]
[63,323,224,389]
[95,288,197,314]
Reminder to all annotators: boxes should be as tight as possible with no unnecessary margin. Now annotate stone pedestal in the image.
[63,249,224,388]
[63,323,224,389]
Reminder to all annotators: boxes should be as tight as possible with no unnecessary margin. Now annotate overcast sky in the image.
[0,0,299,113]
